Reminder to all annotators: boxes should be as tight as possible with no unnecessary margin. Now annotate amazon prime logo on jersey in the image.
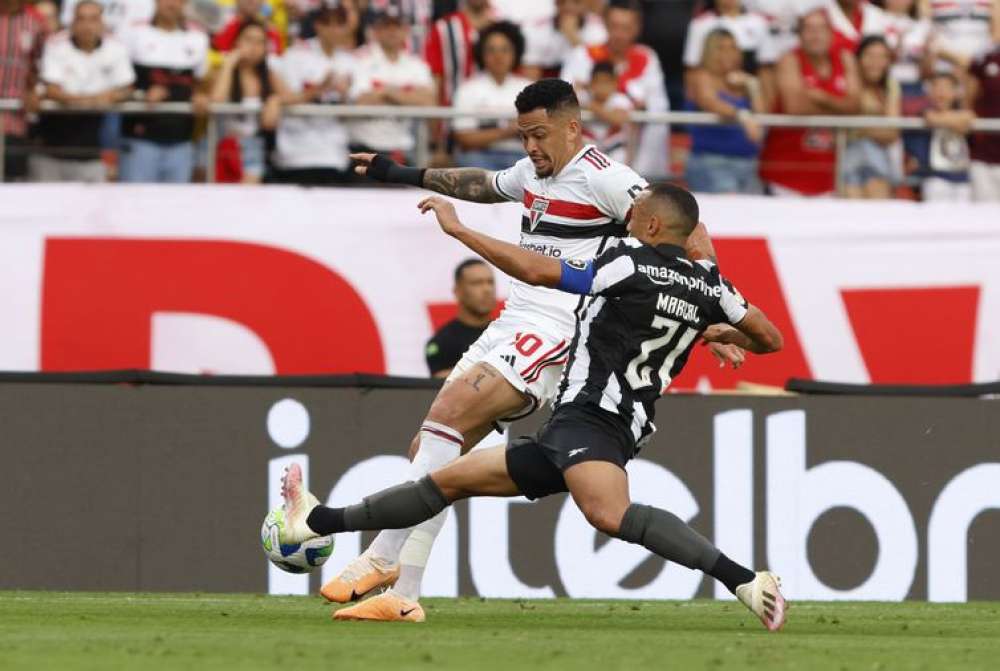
[638,263,722,298]
[528,197,550,231]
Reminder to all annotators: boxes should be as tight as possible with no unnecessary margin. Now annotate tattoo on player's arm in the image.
[423,168,506,203]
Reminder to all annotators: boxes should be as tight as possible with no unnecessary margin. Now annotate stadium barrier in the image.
[1,374,997,602]
[2,185,998,388]
[2,99,1000,185]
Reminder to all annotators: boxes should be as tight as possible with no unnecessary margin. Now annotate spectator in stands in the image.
[425,258,496,378]
[213,0,285,54]
[119,0,210,183]
[639,0,696,110]
[211,20,288,183]
[269,6,355,184]
[561,0,670,177]
[582,60,634,163]
[882,0,930,109]
[908,72,974,200]
[61,0,155,36]
[967,43,1000,201]
[745,0,798,66]
[348,3,435,163]
[745,0,798,113]
[0,0,47,181]
[424,0,494,106]
[759,8,861,196]
[841,36,901,198]
[521,0,607,79]
[921,0,999,69]
[823,0,890,52]
[33,0,60,33]
[685,28,765,193]
[32,1,134,182]
[683,0,769,79]
[452,20,530,169]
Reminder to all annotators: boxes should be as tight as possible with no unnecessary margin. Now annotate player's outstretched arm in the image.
[419,196,561,286]
[351,153,506,204]
[703,305,783,355]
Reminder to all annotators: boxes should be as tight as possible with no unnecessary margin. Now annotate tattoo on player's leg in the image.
[468,373,487,392]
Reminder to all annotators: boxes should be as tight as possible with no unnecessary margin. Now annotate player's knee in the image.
[579,502,624,536]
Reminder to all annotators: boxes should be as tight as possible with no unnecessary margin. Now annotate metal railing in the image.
[3,99,1000,185]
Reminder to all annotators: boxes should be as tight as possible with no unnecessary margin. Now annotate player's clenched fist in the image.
[349,152,376,176]
[418,196,464,237]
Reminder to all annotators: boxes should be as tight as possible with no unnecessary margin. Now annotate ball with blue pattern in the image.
[261,507,334,574]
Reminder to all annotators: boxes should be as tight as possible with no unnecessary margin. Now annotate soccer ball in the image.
[260,507,334,574]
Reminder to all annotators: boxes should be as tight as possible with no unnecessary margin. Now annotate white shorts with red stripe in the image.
[445,315,571,430]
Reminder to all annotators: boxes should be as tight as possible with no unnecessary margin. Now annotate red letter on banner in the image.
[842,286,979,384]
[673,238,812,391]
[41,238,385,374]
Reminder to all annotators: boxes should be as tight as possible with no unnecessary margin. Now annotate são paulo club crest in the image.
[528,196,550,231]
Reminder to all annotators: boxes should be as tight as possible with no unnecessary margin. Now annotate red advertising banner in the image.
[1,185,998,388]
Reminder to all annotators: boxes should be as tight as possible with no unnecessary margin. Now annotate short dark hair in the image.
[514,78,580,116]
[590,60,616,79]
[605,0,642,16]
[474,21,525,71]
[454,258,487,283]
[313,5,348,25]
[644,182,699,235]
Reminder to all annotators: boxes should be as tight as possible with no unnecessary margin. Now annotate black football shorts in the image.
[505,403,636,501]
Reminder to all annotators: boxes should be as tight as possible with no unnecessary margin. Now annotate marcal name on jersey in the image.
[521,241,563,257]
[656,293,701,323]
[638,264,722,297]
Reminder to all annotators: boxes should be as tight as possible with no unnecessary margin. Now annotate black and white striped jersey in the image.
[554,237,749,449]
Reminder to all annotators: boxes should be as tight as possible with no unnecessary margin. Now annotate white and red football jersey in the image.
[491,144,647,333]
[424,10,479,105]
[560,44,670,177]
[682,9,770,68]
[822,0,890,52]
[929,0,996,61]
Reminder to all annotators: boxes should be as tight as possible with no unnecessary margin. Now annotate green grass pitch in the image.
[1,592,998,671]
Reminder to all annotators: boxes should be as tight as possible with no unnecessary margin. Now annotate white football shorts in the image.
[445,316,572,430]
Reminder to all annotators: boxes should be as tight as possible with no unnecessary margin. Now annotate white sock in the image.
[366,421,462,564]
[393,510,448,601]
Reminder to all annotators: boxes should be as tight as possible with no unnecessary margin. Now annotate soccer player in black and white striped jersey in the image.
[281,182,790,631]
[322,79,746,623]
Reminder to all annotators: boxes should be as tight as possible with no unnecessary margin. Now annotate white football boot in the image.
[279,463,322,545]
[735,571,788,632]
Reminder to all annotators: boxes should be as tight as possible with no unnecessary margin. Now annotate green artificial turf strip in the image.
[1,592,998,671]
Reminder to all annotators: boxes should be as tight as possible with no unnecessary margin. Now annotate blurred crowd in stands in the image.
[1,0,998,200]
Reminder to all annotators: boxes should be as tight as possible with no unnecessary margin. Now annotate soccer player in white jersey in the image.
[327,79,743,622]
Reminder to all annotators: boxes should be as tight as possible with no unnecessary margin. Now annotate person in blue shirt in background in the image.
[684,28,765,194]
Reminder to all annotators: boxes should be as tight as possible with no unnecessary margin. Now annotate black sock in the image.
[306,506,345,536]
[303,476,450,537]
[709,553,755,595]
